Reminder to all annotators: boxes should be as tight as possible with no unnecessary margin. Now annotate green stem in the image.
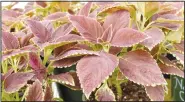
[43,48,53,65]
[115,81,122,100]
[16,91,19,101]
[132,44,138,51]
[21,87,29,101]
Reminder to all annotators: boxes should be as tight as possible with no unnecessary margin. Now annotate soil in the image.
[88,81,150,101]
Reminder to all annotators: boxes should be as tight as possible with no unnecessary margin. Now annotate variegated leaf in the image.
[29,52,45,70]
[141,28,164,50]
[44,84,53,101]
[19,33,34,47]
[4,72,35,93]
[26,80,44,101]
[151,22,181,31]
[174,40,184,54]
[31,34,83,51]
[145,85,165,101]
[119,50,167,86]
[159,63,184,78]
[103,10,130,35]
[44,12,66,20]
[101,24,112,43]
[63,72,81,90]
[53,42,77,57]
[51,23,73,41]
[2,45,38,61]
[77,51,118,98]
[41,20,54,34]
[48,72,75,86]
[69,15,103,43]
[36,2,47,8]
[110,28,148,47]
[170,51,184,65]
[95,82,116,101]
[27,20,51,42]
[2,31,19,50]
[52,56,83,68]
[109,46,122,55]
[52,49,99,61]
[159,55,176,67]
[79,2,92,16]
[1,68,14,82]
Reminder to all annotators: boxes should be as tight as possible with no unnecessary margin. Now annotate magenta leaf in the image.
[76,51,118,98]
[44,12,66,20]
[109,46,122,55]
[52,56,83,68]
[26,80,44,101]
[69,15,103,43]
[103,10,130,34]
[95,83,116,101]
[141,28,165,50]
[19,33,34,47]
[159,63,184,78]
[29,52,46,82]
[44,84,53,101]
[78,2,92,16]
[29,52,45,70]
[48,72,75,86]
[145,85,165,101]
[51,23,73,41]
[4,72,35,93]
[27,20,51,42]
[110,28,148,47]
[2,32,19,51]
[41,20,54,34]
[119,50,166,86]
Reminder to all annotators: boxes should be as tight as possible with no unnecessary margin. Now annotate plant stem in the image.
[16,91,19,101]
[115,81,122,100]
[43,48,53,65]
[21,87,29,101]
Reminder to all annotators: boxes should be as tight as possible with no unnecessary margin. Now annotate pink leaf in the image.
[44,84,53,101]
[52,56,83,68]
[48,72,75,86]
[110,28,148,47]
[79,2,92,16]
[159,55,177,67]
[174,40,184,53]
[69,15,103,43]
[159,63,184,78]
[171,51,184,65]
[36,2,47,8]
[52,49,99,61]
[101,24,112,42]
[109,46,122,55]
[95,83,115,101]
[119,50,166,86]
[151,22,181,31]
[2,32,19,50]
[2,45,38,61]
[41,20,54,34]
[27,20,51,42]
[44,12,66,20]
[52,23,73,41]
[141,28,165,50]
[103,10,130,34]
[20,33,34,47]
[145,85,165,101]
[26,80,44,101]
[4,72,34,93]
[77,51,118,98]
[53,42,77,57]
[1,68,14,82]
[29,52,45,70]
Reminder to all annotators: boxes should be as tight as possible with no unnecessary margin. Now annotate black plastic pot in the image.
[53,65,84,101]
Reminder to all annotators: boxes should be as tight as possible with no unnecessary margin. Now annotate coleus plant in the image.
[1,1,184,101]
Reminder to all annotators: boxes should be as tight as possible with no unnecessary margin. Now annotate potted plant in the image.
[1,1,184,101]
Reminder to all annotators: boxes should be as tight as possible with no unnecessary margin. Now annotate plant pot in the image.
[53,65,84,101]
[171,75,184,101]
